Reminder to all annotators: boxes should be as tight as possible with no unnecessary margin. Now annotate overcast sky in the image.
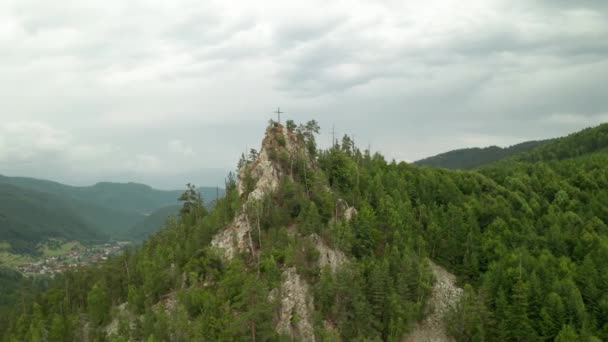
[1,0,607,189]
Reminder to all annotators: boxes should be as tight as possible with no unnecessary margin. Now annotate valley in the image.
[12,240,131,277]
[0,179,222,281]
[2,1,607,340]
[1,121,607,341]
[1,238,133,277]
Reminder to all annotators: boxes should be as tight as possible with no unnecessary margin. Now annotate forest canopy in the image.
[2,121,608,341]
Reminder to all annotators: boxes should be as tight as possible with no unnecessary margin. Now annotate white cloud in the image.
[126,154,163,173]
[0,121,70,161]
[0,0,607,186]
[168,140,194,157]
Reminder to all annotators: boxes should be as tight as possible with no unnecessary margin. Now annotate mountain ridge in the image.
[414,139,550,169]
[0,175,224,253]
[3,121,608,341]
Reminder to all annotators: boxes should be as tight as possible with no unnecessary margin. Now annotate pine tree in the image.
[49,313,69,342]
[507,280,538,342]
[539,293,565,340]
[87,282,110,326]
[367,259,389,336]
[25,303,45,342]
[555,324,579,342]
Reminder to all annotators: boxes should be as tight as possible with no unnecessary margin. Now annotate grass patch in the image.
[0,251,33,267]
[0,242,10,251]
[39,240,83,257]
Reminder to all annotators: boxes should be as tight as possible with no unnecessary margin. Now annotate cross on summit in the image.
[274,107,283,124]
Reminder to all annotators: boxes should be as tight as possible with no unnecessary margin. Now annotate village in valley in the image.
[15,240,131,277]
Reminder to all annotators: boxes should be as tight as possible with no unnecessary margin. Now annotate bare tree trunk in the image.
[251,321,257,342]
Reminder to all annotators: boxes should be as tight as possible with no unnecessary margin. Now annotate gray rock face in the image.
[276,268,316,342]
[344,206,358,221]
[211,212,251,260]
[105,303,130,337]
[310,233,347,274]
[245,146,281,202]
[211,125,342,341]
[404,261,463,342]
[211,127,303,260]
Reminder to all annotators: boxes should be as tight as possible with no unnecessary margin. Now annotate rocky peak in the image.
[212,123,311,259]
[237,124,310,200]
[211,121,341,341]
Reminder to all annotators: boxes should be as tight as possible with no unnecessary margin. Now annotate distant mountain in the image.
[0,176,225,253]
[0,175,223,213]
[414,140,549,169]
[0,177,209,214]
[127,205,181,241]
[513,123,608,162]
[0,183,107,254]
[5,121,608,341]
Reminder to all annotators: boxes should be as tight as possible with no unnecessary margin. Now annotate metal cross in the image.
[274,107,283,124]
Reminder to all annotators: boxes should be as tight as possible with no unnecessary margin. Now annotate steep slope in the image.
[211,123,325,340]
[405,262,462,342]
[6,122,608,341]
[212,124,302,258]
[415,140,547,169]
[1,121,433,341]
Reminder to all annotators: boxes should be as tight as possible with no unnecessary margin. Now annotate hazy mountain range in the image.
[0,176,224,254]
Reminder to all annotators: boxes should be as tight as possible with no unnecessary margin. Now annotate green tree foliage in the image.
[555,324,579,342]
[87,282,110,326]
[415,140,548,169]
[0,176,224,250]
[3,122,608,341]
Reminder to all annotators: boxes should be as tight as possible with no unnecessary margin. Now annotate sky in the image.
[1,0,607,189]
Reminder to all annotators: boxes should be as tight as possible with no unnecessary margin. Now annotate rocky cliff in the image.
[211,123,348,341]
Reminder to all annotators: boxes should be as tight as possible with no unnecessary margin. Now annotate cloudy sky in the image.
[1,0,607,189]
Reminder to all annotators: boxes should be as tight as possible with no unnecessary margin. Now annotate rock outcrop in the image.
[404,261,463,342]
[310,234,347,274]
[344,206,358,221]
[335,198,357,222]
[210,123,356,341]
[212,125,302,259]
[211,212,252,260]
[276,268,316,342]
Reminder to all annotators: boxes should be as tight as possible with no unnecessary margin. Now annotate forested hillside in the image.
[0,177,224,253]
[0,267,46,335]
[0,183,108,254]
[513,123,608,162]
[2,121,608,341]
[0,176,221,214]
[415,140,548,169]
[127,205,181,241]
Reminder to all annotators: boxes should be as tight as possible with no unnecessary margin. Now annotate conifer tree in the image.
[507,280,538,341]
